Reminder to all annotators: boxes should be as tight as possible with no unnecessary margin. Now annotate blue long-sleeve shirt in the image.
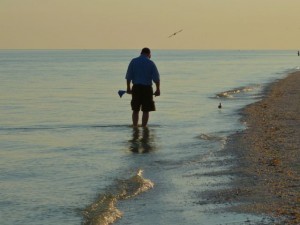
[125,55,160,86]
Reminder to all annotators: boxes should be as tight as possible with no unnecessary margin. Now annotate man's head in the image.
[141,47,151,58]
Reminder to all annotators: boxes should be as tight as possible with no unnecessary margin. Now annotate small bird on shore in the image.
[168,29,183,38]
[218,103,222,109]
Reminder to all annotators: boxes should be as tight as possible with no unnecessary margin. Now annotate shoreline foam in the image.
[83,169,154,225]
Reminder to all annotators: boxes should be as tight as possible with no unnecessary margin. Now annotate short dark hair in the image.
[141,47,151,55]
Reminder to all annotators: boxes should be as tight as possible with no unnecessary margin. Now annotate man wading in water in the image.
[125,48,160,127]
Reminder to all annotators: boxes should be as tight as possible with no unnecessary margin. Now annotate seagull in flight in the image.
[168,29,183,38]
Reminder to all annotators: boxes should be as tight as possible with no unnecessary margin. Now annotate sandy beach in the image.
[215,71,300,224]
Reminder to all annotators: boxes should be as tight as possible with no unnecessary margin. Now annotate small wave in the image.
[0,124,131,132]
[196,133,228,149]
[196,133,227,142]
[0,124,162,133]
[117,169,154,200]
[82,195,122,225]
[215,84,260,99]
[83,169,154,225]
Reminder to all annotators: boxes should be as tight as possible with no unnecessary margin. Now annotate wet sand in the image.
[204,71,300,224]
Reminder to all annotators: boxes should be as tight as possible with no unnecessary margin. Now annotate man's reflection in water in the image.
[129,127,156,153]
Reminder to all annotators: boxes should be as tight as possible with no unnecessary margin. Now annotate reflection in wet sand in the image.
[128,127,156,153]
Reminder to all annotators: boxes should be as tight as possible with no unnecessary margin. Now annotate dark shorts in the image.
[131,84,156,112]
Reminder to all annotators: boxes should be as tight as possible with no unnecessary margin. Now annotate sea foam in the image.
[83,169,154,225]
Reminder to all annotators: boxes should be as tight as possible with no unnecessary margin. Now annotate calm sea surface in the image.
[0,50,299,225]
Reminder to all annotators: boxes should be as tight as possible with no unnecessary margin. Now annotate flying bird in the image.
[168,29,183,38]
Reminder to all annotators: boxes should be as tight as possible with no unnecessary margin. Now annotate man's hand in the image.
[126,88,132,94]
[154,89,160,97]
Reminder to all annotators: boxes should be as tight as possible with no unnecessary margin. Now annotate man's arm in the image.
[154,81,160,96]
[152,63,160,96]
[125,60,133,94]
[126,79,132,94]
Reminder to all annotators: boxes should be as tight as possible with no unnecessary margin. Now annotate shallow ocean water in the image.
[0,50,299,225]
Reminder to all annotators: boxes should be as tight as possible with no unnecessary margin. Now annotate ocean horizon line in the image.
[0,48,298,51]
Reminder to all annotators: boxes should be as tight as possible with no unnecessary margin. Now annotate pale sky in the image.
[1,0,300,50]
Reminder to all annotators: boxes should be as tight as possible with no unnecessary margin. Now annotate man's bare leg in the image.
[142,111,149,127]
[132,111,139,127]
